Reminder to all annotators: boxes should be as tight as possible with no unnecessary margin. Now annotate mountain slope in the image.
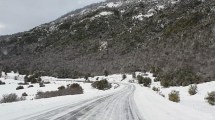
[0,0,215,80]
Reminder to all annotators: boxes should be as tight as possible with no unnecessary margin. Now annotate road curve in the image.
[20,84,143,120]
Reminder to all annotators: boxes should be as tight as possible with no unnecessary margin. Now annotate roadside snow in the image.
[0,78,93,100]
[0,72,125,120]
[0,71,129,101]
[0,85,124,120]
[1,72,215,120]
[151,81,215,119]
[134,84,214,120]
[136,72,215,120]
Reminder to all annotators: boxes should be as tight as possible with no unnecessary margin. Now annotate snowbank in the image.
[155,81,215,119]
[134,84,214,120]
[0,84,124,120]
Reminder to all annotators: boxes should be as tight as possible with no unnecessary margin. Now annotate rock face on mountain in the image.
[0,0,215,79]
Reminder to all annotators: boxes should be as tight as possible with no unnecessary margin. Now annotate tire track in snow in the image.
[20,84,144,120]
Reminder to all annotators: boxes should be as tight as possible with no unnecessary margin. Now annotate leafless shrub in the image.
[22,92,28,97]
[28,85,34,88]
[91,79,111,90]
[0,93,25,103]
[0,80,6,85]
[152,86,160,92]
[205,91,215,105]
[36,83,83,99]
[169,90,180,103]
[188,84,198,95]
[18,82,29,85]
[16,86,24,90]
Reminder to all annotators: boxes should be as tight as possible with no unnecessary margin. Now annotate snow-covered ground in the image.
[137,72,215,120]
[0,72,125,119]
[135,84,214,120]
[0,72,214,120]
[0,78,106,100]
[0,72,124,100]
[0,84,125,120]
[150,81,215,120]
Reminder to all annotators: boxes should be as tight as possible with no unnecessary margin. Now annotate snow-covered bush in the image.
[0,80,6,85]
[0,93,25,103]
[137,75,144,84]
[1,94,18,103]
[91,79,111,90]
[160,78,171,88]
[84,73,93,81]
[14,76,18,80]
[154,77,160,82]
[25,73,42,84]
[152,86,160,92]
[144,79,151,86]
[16,86,24,90]
[70,83,82,90]
[205,91,215,105]
[22,92,28,97]
[44,81,51,84]
[143,77,152,87]
[18,82,29,85]
[104,70,109,77]
[24,75,28,83]
[39,82,45,87]
[137,75,151,87]
[143,73,149,76]
[168,90,180,103]
[58,86,66,90]
[158,67,202,87]
[150,66,162,77]
[28,85,34,88]
[132,72,136,79]
[36,83,83,99]
[30,78,38,84]
[84,74,90,81]
[37,77,42,82]
[188,84,198,95]
[122,74,127,80]
[159,92,165,98]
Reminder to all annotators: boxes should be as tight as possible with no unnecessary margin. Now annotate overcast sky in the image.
[0,0,105,35]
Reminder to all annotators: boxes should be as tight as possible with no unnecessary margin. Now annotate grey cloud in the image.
[0,0,105,35]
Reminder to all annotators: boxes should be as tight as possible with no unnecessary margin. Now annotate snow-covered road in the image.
[2,72,214,120]
[15,84,143,120]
